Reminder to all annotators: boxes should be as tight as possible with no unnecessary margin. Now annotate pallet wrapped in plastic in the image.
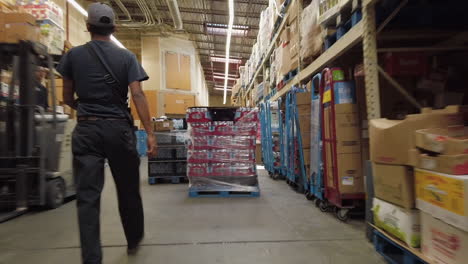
[300,0,322,61]
[148,130,189,179]
[186,107,259,193]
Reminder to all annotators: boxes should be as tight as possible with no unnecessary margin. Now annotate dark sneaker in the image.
[127,236,144,255]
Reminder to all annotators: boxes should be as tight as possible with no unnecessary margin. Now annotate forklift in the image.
[0,41,76,222]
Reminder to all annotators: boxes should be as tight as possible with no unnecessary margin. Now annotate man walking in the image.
[57,3,157,264]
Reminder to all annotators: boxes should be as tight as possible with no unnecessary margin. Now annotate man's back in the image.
[58,40,147,118]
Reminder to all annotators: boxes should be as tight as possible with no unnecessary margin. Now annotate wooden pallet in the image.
[373,227,431,264]
[188,186,260,198]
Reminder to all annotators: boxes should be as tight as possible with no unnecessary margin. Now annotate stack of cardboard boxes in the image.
[370,105,468,263]
[276,2,300,86]
[296,92,311,177]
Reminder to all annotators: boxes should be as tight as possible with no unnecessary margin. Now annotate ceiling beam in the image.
[197,47,251,56]
[186,30,257,39]
[191,39,255,48]
[211,0,268,4]
[161,18,259,30]
[155,6,261,19]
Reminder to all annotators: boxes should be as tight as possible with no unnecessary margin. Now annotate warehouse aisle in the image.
[0,159,384,264]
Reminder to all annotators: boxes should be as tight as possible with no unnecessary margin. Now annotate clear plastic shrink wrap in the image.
[186,107,259,191]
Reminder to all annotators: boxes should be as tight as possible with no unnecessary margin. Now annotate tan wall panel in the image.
[164,93,195,114]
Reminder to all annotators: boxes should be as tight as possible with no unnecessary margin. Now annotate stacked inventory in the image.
[148,129,188,184]
[186,107,259,197]
[370,106,468,262]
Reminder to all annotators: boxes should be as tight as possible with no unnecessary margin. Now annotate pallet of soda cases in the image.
[148,127,189,185]
[186,107,260,197]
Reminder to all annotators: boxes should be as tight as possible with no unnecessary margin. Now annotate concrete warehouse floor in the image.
[0,159,384,264]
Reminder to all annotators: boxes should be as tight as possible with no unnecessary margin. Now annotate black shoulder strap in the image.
[85,42,134,126]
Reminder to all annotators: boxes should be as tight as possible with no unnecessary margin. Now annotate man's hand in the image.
[147,133,157,158]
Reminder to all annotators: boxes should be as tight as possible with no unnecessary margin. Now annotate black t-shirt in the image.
[57,40,149,118]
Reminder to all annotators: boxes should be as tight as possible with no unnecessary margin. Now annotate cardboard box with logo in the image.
[415,127,468,155]
[370,106,465,165]
[413,152,468,175]
[415,168,468,232]
[373,198,421,248]
[373,163,415,209]
[421,212,468,264]
[153,119,174,132]
[326,152,363,194]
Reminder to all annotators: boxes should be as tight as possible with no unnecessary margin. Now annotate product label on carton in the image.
[342,176,354,185]
[416,169,465,216]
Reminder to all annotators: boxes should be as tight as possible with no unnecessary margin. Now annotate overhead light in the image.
[206,23,249,36]
[210,56,241,64]
[213,75,237,81]
[215,87,232,91]
[223,0,234,104]
[66,0,126,49]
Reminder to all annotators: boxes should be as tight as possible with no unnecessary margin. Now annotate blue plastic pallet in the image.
[373,229,428,264]
[188,187,260,198]
[148,176,188,185]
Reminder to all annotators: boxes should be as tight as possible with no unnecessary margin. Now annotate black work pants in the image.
[72,120,144,264]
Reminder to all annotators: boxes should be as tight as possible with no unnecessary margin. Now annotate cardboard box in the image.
[287,0,299,24]
[298,114,311,133]
[415,127,468,155]
[421,212,468,264]
[373,198,421,248]
[153,120,173,131]
[302,149,310,165]
[324,104,361,154]
[256,143,262,165]
[0,12,38,43]
[414,152,468,175]
[370,106,465,165]
[296,92,311,105]
[301,131,310,149]
[297,104,311,114]
[373,163,414,209]
[415,168,468,232]
[326,152,363,194]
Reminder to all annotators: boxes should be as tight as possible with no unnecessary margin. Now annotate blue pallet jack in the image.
[303,74,327,210]
[260,99,285,180]
[284,87,309,193]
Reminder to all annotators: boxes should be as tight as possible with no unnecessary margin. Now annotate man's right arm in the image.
[129,81,157,157]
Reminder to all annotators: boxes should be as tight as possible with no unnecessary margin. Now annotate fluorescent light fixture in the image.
[210,56,241,64]
[206,23,249,36]
[213,75,237,81]
[223,0,234,104]
[66,0,125,49]
[215,87,232,91]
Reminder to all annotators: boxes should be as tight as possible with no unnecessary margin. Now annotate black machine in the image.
[0,41,76,222]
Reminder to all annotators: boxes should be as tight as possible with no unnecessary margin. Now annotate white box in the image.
[373,197,421,248]
[421,212,468,264]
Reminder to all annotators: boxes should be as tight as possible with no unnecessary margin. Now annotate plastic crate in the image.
[155,132,173,145]
[175,147,187,159]
[175,161,187,175]
[152,148,174,160]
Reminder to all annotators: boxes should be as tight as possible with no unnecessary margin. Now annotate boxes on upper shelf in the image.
[372,163,415,209]
[373,197,421,248]
[415,127,468,155]
[0,12,38,43]
[370,106,466,166]
[415,168,468,232]
[421,212,468,264]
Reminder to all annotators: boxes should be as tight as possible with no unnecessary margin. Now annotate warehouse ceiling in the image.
[110,0,268,94]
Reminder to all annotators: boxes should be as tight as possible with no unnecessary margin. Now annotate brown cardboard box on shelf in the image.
[301,131,310,149]
[411,149,468,175]
[370,106,466,165]
[372,163,414,209]
[415,127,468,155]
[326,153,363,194]
[153,120,173,131]
[421,212,468,264]
[324,104,361,154]
[0,12,38,43]
[297,104,311,114]
[287,0,299,24]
